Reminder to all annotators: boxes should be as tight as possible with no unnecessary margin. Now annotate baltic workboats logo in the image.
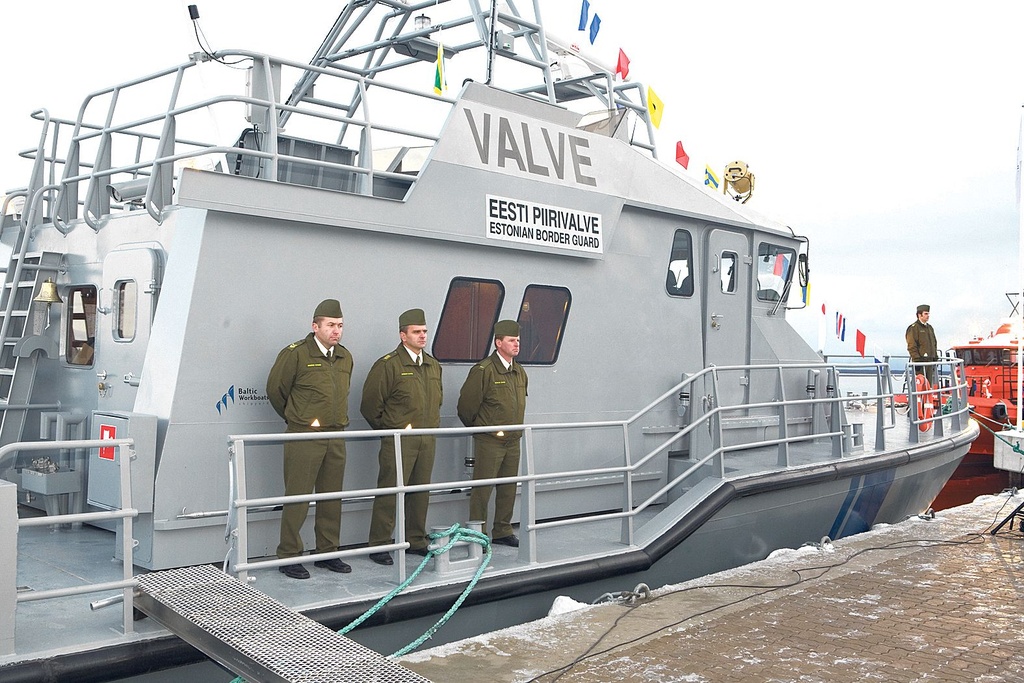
[216,386,235,415]
[216,384,270,415]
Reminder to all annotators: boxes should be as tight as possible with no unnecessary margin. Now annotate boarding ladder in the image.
[0,248,63,447]
[134,564,429,683]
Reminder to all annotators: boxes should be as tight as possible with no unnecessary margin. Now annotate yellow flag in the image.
[434,42,446,95]
[647,86,664,128]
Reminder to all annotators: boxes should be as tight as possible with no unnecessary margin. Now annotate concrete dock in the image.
[401,492,1024,682]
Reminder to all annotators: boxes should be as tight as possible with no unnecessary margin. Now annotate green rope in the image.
[968,406,1024,454]
[229,523,493,682]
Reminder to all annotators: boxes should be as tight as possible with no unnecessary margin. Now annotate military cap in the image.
[494,319,520,337]
[399,308,426,327]
[916,304,930,314]
[313,299,343,319]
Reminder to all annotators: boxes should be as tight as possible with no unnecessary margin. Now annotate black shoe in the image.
[407,546,430,557]
[278,563,310,579]
[369,551,394,566]
[314,558,352,574]
[492,534,519,548]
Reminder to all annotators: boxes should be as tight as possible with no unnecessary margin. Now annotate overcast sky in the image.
[2,1,1021,360]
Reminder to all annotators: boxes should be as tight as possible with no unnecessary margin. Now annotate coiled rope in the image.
[230,523,492,682]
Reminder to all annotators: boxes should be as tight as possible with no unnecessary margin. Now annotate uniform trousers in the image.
[368,434,436,550]
[277,434,346,559]
[469,436,521,540]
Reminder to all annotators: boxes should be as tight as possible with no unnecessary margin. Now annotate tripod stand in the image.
[990,495,1024,535]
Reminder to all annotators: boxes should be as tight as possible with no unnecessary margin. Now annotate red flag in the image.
[675,141,690,169]
[616,48,631,79]
[855,329,866,357]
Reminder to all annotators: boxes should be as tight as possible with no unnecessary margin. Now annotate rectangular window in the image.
[115,280,137,341]
[665,229,694,297]
[66,286,97,366]
[720,251,738,293]
[433,278,505,362]
[517,285,571,365]
[756,243,796,302]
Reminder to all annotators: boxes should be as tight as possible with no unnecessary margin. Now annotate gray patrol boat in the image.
[0,1,976,681]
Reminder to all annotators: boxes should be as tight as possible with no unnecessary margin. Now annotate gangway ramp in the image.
[134,564,429,683]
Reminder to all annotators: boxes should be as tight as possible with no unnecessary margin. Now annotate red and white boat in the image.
[950,315,1020,463]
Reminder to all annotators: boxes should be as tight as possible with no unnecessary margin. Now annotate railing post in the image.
[874,368,887,451]
[620,423,633,545]
[907,363,921,444]
[231,439,250,583]
[776,367,789,468]
[827,367,844,457]
[117,442,135,635]
[392,433,407,584]
[518,427,537,564]
[0,479,16,655]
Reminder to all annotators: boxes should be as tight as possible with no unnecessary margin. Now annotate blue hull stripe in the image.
[829,469,897,539]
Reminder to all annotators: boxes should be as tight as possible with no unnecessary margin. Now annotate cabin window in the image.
[665,230,694,297]
[957,348,1013,366]
[517,285,571,365]
[114,280,137,341]
[720,251,738,294]
[755,243,796,302]
[433,278,505,362]
[66,286,97,366]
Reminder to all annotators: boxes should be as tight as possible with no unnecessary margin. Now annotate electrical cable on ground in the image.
[526,527,1002,683]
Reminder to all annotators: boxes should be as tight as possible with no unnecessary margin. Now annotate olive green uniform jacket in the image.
[359,345,442,430]
[905,321,938,364]
[457,352,528,441]
[267,333,353,431]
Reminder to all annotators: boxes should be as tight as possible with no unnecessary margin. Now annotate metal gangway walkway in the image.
[134,564,428,683]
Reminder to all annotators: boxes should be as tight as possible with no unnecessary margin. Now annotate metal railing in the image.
[224,359,971,582]
[0,437,138,656]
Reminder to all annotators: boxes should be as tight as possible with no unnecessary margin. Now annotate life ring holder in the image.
[915,373,934,432]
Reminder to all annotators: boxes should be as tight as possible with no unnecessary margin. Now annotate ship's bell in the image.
[34,278,63,304]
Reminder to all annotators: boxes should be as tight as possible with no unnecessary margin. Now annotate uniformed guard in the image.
[906,304,939,385]
[360,308,443,565]
[457,319,528,547]
[266,298,353,579]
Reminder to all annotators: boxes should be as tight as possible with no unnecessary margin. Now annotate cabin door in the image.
[704,229,751,403]
[97,247,162,411]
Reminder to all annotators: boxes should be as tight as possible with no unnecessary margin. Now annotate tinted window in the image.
[115,280,137,341]
[517,285,571,365]
[720,251,737,293]
[433,278,504,362]
[756,243,796,302]
[665,229,694,297]
[66,286,97,366]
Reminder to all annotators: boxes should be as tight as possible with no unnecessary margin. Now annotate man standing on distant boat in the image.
[266,299,353,580]
[361,308,443,566]
[457,320,529,548]
[906,304,939,385]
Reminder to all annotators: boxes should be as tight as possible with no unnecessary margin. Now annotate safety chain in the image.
[592,582,652,607]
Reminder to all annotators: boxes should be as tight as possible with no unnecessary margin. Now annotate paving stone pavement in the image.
[402,493,1024,682]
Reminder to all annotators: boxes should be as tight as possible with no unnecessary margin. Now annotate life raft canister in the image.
[915,373,934,432]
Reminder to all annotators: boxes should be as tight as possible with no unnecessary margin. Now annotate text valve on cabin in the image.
[486,195,602,254]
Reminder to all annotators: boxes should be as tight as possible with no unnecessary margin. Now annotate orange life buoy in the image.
[915,373,934,432]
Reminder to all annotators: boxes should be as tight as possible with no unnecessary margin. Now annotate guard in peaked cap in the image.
[266,297,353,578]
[494,319,520,338]
[457,317,528,545]
[907,303,938,385]
[314,299,343,319]
[362,306,442,561]
[399,308,426,327]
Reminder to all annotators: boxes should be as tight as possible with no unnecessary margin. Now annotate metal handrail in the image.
[2,437,138,654]
[223,359,971,580]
